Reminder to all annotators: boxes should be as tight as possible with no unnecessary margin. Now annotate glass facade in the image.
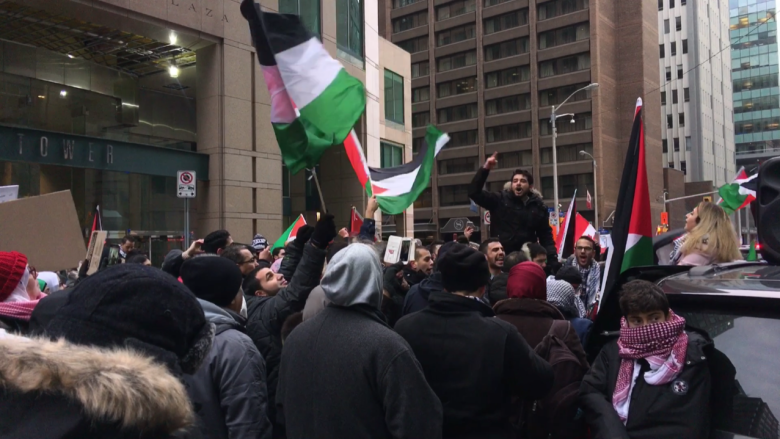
[730,0,780,157]
[384,69,405,124]
[279,0,322,36]
[337,0,364,60]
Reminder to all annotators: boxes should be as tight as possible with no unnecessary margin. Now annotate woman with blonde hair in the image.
[677,201,742,266]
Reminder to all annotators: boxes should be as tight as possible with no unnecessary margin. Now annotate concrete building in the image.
[379,0,666,241]
[659,0,736,187]
[0,0,411,262]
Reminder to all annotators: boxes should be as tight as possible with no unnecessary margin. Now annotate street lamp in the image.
[579,150,597,229]
[550,82,599,235]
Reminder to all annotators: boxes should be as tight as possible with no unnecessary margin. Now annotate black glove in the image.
[293,225,314,248]
[310,214,337,248]
[78,259,90,279]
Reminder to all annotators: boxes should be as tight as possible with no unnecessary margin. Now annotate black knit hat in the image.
[438,244,490,293]
[433,241,458,272]
[555,266,583,285]
[45,264,214,375]
[180,255,243,307]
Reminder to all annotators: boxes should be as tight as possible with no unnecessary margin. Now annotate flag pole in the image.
[309,168,327,212]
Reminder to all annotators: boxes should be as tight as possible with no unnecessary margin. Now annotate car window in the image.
[679,311,780,439]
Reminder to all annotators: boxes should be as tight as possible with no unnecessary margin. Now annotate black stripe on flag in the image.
[369,137,430,182]
[241,0,312,66]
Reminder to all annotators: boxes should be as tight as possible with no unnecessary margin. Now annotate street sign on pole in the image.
[484,210,491,225]
[177,171,196,198]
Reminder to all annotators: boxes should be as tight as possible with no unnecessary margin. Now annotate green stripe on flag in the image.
[621,235,654,273]
[717,182,745,215]
[298,69,366,145]
[273,119,333,174]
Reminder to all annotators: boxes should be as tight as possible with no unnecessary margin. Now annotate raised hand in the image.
[484,152,498,170]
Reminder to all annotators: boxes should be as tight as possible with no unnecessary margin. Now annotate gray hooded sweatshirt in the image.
[277,244,443,439]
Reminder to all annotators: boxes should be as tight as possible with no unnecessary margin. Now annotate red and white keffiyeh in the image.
[612,311,688,424]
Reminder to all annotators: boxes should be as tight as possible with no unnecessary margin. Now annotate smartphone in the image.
[384,236,416,265]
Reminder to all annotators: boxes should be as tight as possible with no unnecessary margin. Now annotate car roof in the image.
[657,262,780,298]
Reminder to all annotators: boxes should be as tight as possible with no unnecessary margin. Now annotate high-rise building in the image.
[659,0,736,186]
[379,0,665,240]
[730,0,779,171]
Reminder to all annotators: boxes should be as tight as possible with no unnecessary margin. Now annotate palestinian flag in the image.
[241,0,365,174]
[345,125,449,215]
[600,98,653,306]
[717,168,757,214]
[271,214,306,251]
[556,190,577,259]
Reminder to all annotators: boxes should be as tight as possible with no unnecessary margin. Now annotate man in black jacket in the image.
[468,152,557,264]
[395,244,554,439]
[242,215,334,435]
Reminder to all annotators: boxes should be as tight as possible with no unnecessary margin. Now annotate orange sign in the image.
[661,211,669,225]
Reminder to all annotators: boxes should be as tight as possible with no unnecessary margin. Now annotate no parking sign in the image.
[177,171,196,198]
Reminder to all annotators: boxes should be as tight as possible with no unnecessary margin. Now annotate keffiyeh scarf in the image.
[612,311,688,424]
[546,279,587,318]
[565,255,600,307]
[669,234,687,265]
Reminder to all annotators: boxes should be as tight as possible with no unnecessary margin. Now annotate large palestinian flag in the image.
[241,0,365,174]
[345,125,449,215]
[600,98,653,305]
[718,167,757,214]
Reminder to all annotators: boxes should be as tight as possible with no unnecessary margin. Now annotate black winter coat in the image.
[468,168,556,256]
[277,304,443,439]
[402,272,444,316]
[244,242,326,430]
[395,292,554,439]
[579,331,712,439]
[487,273,508,304]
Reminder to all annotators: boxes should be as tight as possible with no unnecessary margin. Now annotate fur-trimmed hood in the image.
[0,336,194,435]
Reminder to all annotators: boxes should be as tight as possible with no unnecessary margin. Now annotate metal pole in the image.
[737,207,743,246]
[552,113,559,236]
[310,168,327,213]
[184,198,190,249]
[664,190,719,203]
[593,158,598,230]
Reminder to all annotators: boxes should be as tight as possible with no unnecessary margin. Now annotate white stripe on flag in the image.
[275,37,342,109]
[374,133,450,197]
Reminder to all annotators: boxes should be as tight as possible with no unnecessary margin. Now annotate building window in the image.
[337,0,363,60]
[439,184,471,207]
[279,0,321,35]
[413,187,432,208]
[380,141,404,168]
[670,41,676,56]
[539,112,592,135]
[485,38,529,61]
[412,136,424,155]
[484,10,528,34]
[669,0,674,7]
[682,39,688,53]
[393,0,424,8]
[539,53,590,78]
[413,111,430,128]
[498,150,534,167]
[734,96,780,113]
[412,61,430,78]
[541,173,593,199]
[393,10,428,33]
[538,23,590,49]
[437,103,478,123]
[486,94,531,115]
[397,36,428,53]
[679,113,685,127]
[661,91,666,105]
[437,0,476,20]
[538,0,589,20]
[664,19,670,34]
[412,86,430,103]
[438,157,477,174]
[662,139,668,153]
[681,161,686,175]
[448,130,479,147]
[666,66,672,81]
[437,24,476,46]
[685,136,691,151]
[282,164,291,197]
[669,162,675,169]
[437,77,478,98]
[676,16,682,31]
[658,0,663,10]
[733,74,779,92]
[660,44,665,58]
[667,114,673,128]
[681,0,685,4]
[673,137,680,151]
[672,89,678,104]
[485,65,531,88]
[384,69,404,124]
[540,82,593,106]
[437,51,477,72]
[540,143,592,164]
[486,122,532,142]
[677,64,683,79]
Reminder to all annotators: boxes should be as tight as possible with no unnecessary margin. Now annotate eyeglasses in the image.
[575,246,594,252]
[239,257,257,265]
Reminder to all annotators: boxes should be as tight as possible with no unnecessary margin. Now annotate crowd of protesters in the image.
[0,164,744,439]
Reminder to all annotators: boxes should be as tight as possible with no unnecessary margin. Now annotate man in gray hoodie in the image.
[277,244,443,439]
[181,255,271,439]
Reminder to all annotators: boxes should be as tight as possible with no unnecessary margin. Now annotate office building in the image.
[0,0,412,262]
[379,0,666,240]
[659,0,736,186]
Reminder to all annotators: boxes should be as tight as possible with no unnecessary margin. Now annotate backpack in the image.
[523,320,589,439]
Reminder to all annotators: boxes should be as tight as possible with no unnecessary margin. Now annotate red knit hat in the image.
[506,261,547,300]
[0,251,28,302]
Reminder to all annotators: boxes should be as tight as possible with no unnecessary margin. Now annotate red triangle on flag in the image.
[350,207,364,236]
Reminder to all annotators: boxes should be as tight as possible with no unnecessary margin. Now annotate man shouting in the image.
[468,152,557,267]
